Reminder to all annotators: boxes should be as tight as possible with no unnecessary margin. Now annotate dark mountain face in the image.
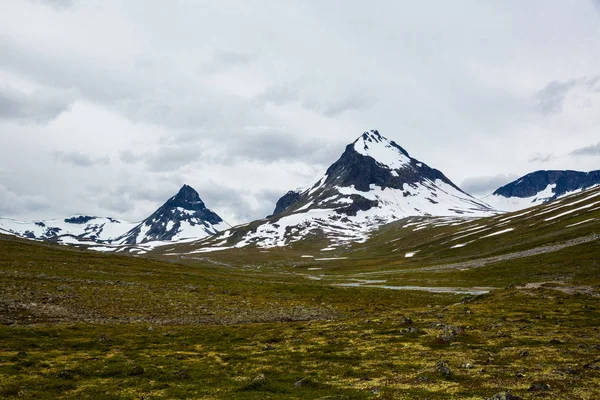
[270,190,301,216]
[161,185,223,225]
[64,216,96,224]
[493,170,600,199]
[323,131,462,193]
[116,185,226,244]
[272,130,487,218]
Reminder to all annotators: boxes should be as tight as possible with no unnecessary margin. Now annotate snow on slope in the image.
[0,215,136,242]
[484,184,558,212]
[485,170,600,212]
[198,130,496,250]
[114,184,229,245]
[0,185,228,250]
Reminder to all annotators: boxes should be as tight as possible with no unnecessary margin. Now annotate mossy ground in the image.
[1,232,600,399]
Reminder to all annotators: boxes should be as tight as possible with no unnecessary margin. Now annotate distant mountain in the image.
[485,170,600,212]
[0,215,136,242]
[0,184,228,248]
[114,184,229,245]
[201,130,495,249]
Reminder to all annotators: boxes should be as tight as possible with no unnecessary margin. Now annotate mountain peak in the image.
[115,184,226,245]
[351,130,411,169]
[174,184,202,203]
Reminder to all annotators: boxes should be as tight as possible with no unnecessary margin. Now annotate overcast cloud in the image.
[1,0,600,224]
[572,143,600,157]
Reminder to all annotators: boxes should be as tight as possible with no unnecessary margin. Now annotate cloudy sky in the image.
[1,0,599,225]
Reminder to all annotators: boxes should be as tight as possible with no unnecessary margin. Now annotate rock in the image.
[436,361,452,377]
[253,373,266,382]
[461,362,475,369]
[401,326,420,334]
[518,350,529,357]
[294,378,308,387]
[175,370,190,380]
[416,376,429,383]
[528,383,551,392]
[263,344,276,351]
[438,324,462,342]
[486,392,523,400]
[129,365,145,376]
[57,369,75,379]
[399,316,413,325]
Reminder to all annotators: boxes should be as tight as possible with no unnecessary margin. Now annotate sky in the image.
[1,0,600,225]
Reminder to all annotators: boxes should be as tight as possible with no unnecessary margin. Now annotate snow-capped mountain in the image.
[200,130,495,249]
[0,184,228,249]
[484,170,600,212]
[0,215,137,242]
[114,184,230,245]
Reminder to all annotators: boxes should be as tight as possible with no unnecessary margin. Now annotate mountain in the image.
[484,170,600,212]
[0,215,136,243]
[114,184,229,245]
[0,184,228,249]
[199,130,495,250]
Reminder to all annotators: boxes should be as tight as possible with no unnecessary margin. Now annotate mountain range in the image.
[1,130,598,251]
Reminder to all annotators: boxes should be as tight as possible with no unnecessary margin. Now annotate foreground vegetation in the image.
[1,234,599,399]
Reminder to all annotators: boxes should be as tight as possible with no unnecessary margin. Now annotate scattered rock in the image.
[486,392,523,400]
[399,316,413,325]
[438,324,462,342]
[529,383,551,392]
[461,362,475,369]
[583,360,600,370]
[436,361,452,377]
[416,376,429,383]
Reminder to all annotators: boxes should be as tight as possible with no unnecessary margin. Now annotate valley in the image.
[1,184,599,399]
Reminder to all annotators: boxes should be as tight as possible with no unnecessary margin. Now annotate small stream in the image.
[334,280,492,295]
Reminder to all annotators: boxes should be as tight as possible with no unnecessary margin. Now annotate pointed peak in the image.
[351,129,411,169]
[174,184,201,202]
[361,129,383,142]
